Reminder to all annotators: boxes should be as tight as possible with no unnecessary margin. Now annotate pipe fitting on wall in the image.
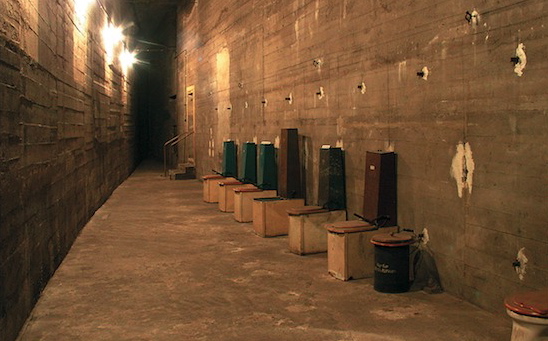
[316,86,325,99]
[358,82,366,94]
[285,93,293,104]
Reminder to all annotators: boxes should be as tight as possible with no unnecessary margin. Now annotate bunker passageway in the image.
[17,160,510,341]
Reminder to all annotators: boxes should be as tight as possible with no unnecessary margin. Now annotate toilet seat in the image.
[202,174,225,180]
[234,187,263,193]
[287,205,328,216]
[326,220,377,233]
[505,289,548,318]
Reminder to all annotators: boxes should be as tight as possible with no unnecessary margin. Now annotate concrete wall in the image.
[0,1,136,340]
[178,0,548,313]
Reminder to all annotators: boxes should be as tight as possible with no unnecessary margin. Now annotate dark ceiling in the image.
[119,0,181,47]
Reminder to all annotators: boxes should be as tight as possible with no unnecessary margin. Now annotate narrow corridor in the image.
[17,161,511,341]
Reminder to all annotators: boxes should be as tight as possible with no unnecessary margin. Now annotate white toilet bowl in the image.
[505,289,548,341]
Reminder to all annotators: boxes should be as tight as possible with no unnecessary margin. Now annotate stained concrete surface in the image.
[17,161,512,341]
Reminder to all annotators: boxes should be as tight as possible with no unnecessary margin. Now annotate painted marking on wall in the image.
[450,142,475,198]
[515,247,528,281]
[514,43,527,77]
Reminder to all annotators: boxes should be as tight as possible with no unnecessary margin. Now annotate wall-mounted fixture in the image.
[313,58,322,67]
[513,43,527,77]
[465,10,479,25]
[417,66,430,80]
[316,87,325,99]
[238,82,244,89]
[358,82,367,94]
[261,98,268,106]
[285,93,293,104]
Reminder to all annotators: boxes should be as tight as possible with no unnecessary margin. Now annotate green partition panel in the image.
[318,147,346,210]
[222,140,237,177]
[257,143,277,190]
[239,142,257,184]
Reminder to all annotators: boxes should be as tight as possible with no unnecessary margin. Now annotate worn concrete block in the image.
[288,209,346,255]
[252,198,305,237]
[233,189,277,223]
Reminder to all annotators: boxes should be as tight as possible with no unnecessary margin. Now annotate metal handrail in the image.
[163,130,194,176]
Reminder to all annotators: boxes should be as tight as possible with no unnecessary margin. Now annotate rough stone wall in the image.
[0,1,136,340]
[178,0,548,313]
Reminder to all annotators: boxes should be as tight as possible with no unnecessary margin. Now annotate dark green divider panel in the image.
[222,140,237,177]
[257,143,277,190]
[239,142,257,183]
[318,147,346,210]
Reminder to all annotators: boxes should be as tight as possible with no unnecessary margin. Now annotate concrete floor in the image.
[17,161,512,341]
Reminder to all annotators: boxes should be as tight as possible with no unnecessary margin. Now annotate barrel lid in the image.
[287,206,327,216]
[202,174,225,180]
[371,232,414,246]
[505,289,548,318]
[326,220,376,234]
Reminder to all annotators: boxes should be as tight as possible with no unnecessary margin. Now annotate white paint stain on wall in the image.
[515,247,528,281]
[216,47,231,149]
[317,86,325,99]
[274,135,280,149]
[420,66,430,80]
[450,142,475,198]
[336,116,345,136]
[384,141,395,152]
[208,128,214,157]
[421,228,430,245]
[470,10,480,26]
[514,43,527,77]
[398,61,407,82]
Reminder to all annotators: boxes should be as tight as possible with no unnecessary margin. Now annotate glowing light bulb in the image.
[102,23,123,65]
[119,49,137,74]
[75,0,95,22]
